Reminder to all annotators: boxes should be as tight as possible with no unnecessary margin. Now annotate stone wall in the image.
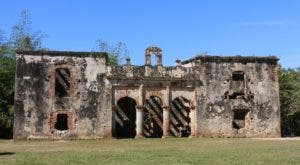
[14,51,111,139]
[182,56,281,137]
[14,48,281,139]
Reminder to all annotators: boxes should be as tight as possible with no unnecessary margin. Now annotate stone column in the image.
[156,53,162,66]
[162,84,170,138]
[136,84,144,138]
[189,88,198,138]
[111,105,117,137]
[189,106,196,138]
[162,106,170,138]
[145,51,151,65]
[135,105,144,138]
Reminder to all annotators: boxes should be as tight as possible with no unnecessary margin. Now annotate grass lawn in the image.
[0,138,299,165]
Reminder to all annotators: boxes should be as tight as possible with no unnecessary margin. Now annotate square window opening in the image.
[232,109,249,129]
[55,114,69,131]
[232,71,244,81]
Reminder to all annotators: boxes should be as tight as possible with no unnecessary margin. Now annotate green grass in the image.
[0,138,299,165]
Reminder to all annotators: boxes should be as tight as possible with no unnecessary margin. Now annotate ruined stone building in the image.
[14,46,281,139]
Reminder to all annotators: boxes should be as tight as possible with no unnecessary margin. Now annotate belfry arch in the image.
[145,45,162,66]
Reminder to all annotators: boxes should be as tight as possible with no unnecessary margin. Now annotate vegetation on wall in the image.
[95,39,129,65]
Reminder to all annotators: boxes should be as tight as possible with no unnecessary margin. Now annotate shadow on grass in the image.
[0,152,15,156]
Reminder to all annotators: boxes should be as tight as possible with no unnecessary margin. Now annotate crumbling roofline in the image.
[16,50,108,60]
[181,55,279,64]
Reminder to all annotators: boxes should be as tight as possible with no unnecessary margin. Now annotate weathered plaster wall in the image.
[14,52,110,139]
[14,49,280,139]
[192,60,280,137]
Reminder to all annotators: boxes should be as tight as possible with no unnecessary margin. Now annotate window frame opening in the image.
[232,71,244,81]
[55,68,71,98]
[150,53,156,66]
[232,109,249,129]
[55,114,69,131]
[229,92,245,99]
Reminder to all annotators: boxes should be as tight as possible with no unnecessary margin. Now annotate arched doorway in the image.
[143,96,163,137]
[113,97,137,138]
[170,96,191,137]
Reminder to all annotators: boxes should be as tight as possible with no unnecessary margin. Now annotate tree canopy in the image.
[95,39,129,65]
[280,67,300,136]
[10,9,46,51]
[0,9,46,138]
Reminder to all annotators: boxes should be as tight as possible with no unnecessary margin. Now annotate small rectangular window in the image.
[232,109,249,129]
[229,92,244,99]
[232,71,244,81]
[55,114,69,131]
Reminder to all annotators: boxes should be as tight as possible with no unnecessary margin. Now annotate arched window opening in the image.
[150,54,156,66]
[55,68,70,97]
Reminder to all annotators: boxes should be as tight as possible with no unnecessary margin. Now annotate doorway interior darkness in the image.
[114,97,137,138]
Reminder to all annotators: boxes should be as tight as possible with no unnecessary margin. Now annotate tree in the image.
[0,55,15,138]
[0,9,46,138]
[10,9,46,51]
[279,67,300,136]
[0,30,15,138]
[95,39,129,65]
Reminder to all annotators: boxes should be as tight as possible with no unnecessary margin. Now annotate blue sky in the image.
[0,0,299,68]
